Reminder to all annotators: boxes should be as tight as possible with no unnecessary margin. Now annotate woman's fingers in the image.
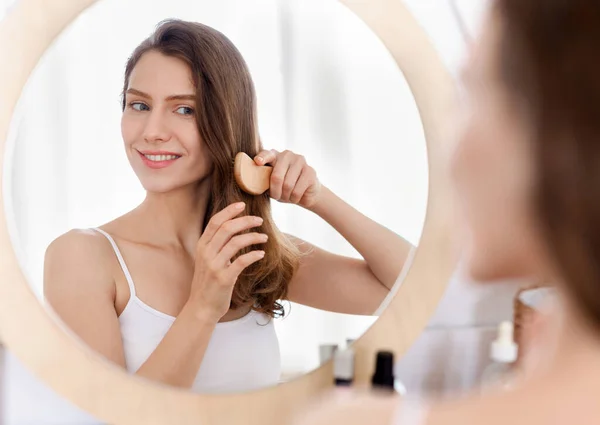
[227,250,267,279]
[289,167,313,204]
[281,157,305,201]
[254,149,278,166]
[269,151,294,200]
[199,202,246,245]
[205,215,264,256]
[216,232,268,268]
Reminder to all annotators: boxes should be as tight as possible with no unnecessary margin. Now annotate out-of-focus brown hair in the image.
[495,0,600,325]
[121,19,301,318]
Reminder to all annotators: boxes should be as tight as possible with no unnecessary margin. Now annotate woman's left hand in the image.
[254,149,322,209]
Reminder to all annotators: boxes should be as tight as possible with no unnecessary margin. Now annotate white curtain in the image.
[4,0,428,375]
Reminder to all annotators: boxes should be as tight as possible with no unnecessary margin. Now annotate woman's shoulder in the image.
[47,227,107,248]
[44,228,115,271]
[43,228,119,307]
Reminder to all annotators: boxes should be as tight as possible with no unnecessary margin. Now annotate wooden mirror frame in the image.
[0,0,456,423]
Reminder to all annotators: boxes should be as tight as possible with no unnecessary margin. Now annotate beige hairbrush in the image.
[234,152,273,195]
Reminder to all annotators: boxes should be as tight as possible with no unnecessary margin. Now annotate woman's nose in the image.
[143,110,171,143]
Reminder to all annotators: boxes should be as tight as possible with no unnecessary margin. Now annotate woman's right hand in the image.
[188,202,267,322]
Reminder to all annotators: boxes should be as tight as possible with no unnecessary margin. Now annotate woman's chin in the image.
[140,180,182,194]
[462,247,532,284]
[465,261,504,284]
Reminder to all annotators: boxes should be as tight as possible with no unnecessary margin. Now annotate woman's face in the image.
[451,12,548,282]
[121,50,213,193]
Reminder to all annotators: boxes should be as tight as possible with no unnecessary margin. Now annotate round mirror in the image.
[4,0,425,392]
[0,0,454,423]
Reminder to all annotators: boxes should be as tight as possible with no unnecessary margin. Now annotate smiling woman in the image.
[41,18,413,394]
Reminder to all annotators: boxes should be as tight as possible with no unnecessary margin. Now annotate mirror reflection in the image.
[4,0,427,394]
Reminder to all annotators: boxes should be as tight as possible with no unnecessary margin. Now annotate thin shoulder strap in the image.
[91,228,137,297]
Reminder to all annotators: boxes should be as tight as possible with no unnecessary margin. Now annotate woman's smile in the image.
[137,149,182,169]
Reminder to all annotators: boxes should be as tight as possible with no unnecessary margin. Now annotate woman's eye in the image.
[130,102,149,112]
[176,106,195,116]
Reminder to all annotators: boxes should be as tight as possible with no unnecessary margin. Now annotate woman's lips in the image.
[137,150,181,169]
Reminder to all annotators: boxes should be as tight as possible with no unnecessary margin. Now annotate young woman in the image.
[296,0,600,423]
[42,19,413,394]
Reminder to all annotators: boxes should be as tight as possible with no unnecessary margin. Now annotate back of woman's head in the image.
[121,19,300,318]
[495,0,600,326]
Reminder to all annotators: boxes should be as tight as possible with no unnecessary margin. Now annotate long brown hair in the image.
[121,19,301,318]
[495,1,600,326]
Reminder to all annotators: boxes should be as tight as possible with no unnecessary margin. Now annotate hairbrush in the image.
[234,152,272,195]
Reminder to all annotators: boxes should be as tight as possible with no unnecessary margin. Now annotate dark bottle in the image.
[371,351,396,392]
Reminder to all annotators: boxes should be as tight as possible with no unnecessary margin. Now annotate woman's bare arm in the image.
[43,229,216,388]
[286,186,414,315]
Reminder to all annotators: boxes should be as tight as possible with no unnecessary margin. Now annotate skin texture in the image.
[43,50,413,389]
[293,9,600,425]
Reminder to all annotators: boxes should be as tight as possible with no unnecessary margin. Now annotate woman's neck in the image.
[134,180,212,253]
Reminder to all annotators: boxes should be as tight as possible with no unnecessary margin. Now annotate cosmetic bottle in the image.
[318,343,338,365]
[371,351,397,393]
[481,321,518,392]
[333,346,354,387]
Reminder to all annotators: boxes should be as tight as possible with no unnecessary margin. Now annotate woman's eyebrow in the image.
[126,88,195,101]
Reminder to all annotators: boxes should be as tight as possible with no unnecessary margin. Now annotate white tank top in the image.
[92,228,282,394]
